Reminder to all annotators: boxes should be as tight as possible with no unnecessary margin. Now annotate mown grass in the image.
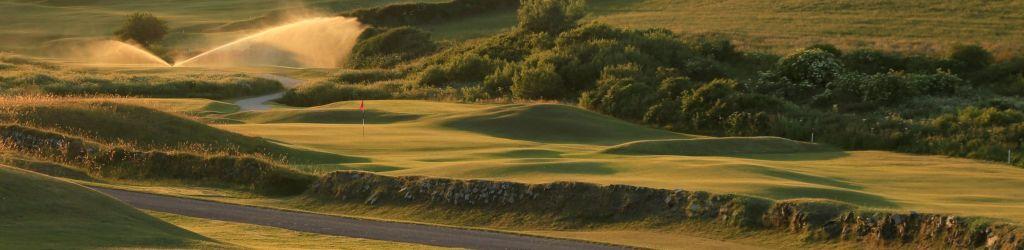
[0,165,222,249]
[213,100,1024,222]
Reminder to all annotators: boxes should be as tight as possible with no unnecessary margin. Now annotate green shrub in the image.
[949,44,994,73]
[445,53,500,83]
[517,0,585,34]
[483,63,516,95]
[278,81,400,106]
[333,69,404,84]
[777,48,844,87]
[806,43,842,56]
[416,65,449,87]
[511,63,566,99]
[348,27,438,68]
[841,49,904,74]
[114,12,167,47]
[688,35,739,60]
[580,64,656,120]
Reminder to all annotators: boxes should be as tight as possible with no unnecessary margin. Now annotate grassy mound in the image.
[437,104,689,145]
[0,97,363,164]
[0,166,216,248]
[225,109,420,124]
[602,137,837,156]
[0,124,317,195]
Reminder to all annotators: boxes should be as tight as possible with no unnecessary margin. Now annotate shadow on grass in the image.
[756,186,899,208]
[732,151,850,161]
[732,165,863,190]
[484,149,564,158]
[468,161,618,177]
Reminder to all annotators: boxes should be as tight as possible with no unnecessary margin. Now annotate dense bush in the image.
[580,63,655,120]
[278,80,402,107]
[841,49,904,74]
[511,62,565,99]
[517,0,584,34]
[114,12,167,47]
[949,44,994,74]
[348,27,438,68]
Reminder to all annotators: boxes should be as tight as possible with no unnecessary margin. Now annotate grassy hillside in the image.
[417,0,1024,57]
[6,0,1020,58]
[602,137,837,156]
[216,100,1024,222]
[587,0,1024,57]
[0,96,362,165]
[0,165,219,248]
[436,104,691,145]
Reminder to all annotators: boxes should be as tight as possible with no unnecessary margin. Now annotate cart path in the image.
[90,187,626,250]
[235,74,302,110]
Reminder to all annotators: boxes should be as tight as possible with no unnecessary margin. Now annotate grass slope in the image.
[602,137,838,156]
[421,0,1023,58]
[216,100,1024,222]
[0,166,218,249]
[437,104,691,145]
[0,96,362,164]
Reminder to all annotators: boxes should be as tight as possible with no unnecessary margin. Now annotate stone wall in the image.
[311,171,1024,249]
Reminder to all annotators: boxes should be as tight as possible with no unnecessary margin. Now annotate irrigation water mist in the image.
[174,17,365,68]
[49,17,365,68]
[46,40,171,67]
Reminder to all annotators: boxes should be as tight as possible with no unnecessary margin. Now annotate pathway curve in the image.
[91,187,625,250]
[235,74,303,111]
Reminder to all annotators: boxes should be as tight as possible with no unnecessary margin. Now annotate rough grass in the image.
[0,124,316,195]
[0,96,362,165]
[0,53,282,99]
[0,165,220,249]
[411,0,1024,58]
[602,137,838,156]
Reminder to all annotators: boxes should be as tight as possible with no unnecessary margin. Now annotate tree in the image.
[114,12,168,47]
[517,0,584,34]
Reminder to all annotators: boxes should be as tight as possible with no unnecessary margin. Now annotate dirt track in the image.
[90,187,626,250]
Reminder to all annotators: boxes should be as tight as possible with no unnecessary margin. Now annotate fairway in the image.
[207,100,1024,222]
[5,0,1024,248]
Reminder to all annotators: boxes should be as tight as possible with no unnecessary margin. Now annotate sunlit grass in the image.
[212,100,1024,222]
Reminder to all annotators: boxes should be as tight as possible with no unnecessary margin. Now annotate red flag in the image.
[359,100,365,111]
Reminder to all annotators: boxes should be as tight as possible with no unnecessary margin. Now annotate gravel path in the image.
[91,187,626,250]
[234,74,302,111]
